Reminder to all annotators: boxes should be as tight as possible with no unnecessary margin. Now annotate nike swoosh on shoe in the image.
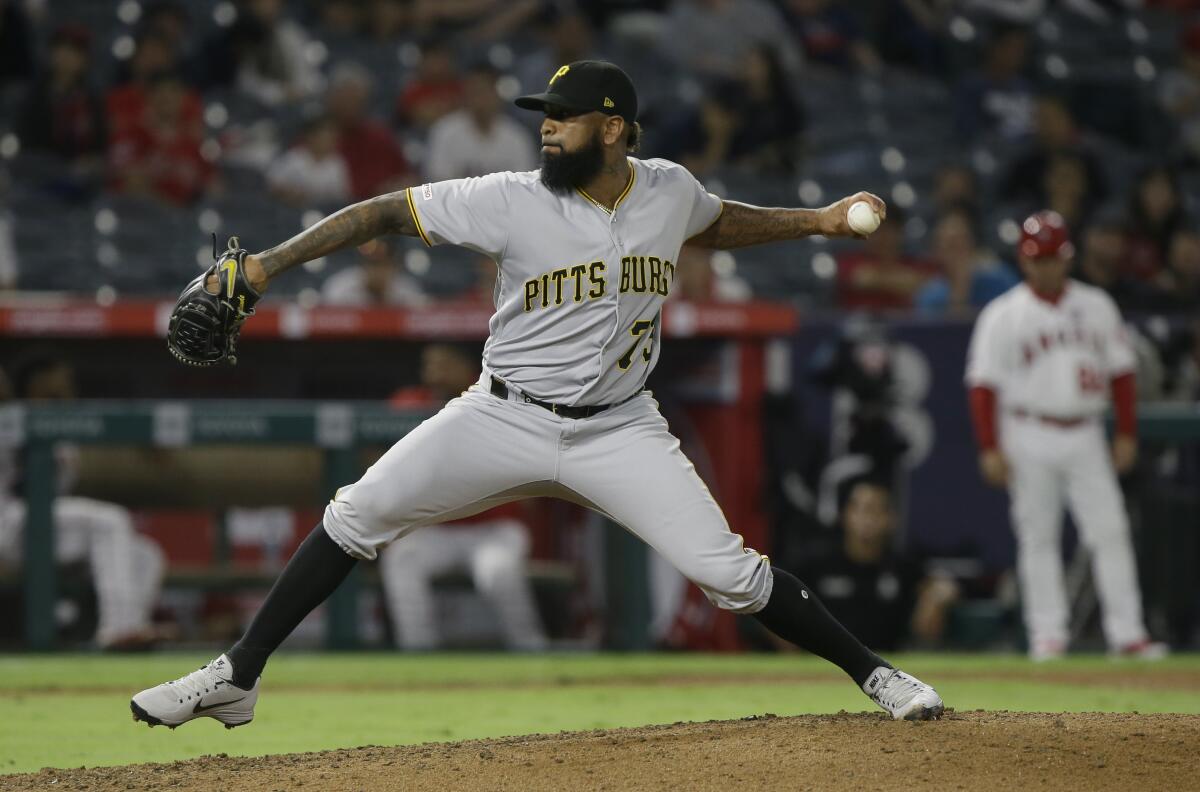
[193,696,246,714]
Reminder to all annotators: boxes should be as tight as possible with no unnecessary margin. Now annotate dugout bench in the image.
[3,401,647,651]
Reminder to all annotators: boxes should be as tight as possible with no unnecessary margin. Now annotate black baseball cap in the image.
[515,60,638,122]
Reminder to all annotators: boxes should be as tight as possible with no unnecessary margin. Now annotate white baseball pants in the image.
[0,496,165,646]
[324,384,773,614]
[1001,416,1149,650]
[378,517,547,650]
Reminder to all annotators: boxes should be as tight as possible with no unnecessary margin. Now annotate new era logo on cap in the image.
[604,97,615,108]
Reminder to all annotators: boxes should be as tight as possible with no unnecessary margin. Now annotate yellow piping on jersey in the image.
[576,161,636,214]
[406,187,432,247]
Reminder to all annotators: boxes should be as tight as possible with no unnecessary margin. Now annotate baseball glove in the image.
[166,236,262,366]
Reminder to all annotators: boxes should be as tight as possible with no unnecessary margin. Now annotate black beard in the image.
[539,132,606,194]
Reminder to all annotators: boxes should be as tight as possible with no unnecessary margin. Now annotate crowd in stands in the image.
[0,0,1196,317]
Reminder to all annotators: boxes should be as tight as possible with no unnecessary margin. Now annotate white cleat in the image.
[130,654,258,729]
[1111,640,1170,661]
[862,666,945,721]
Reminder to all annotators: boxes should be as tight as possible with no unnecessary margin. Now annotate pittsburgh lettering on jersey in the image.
[1019,325,1104,367]
[523,261,606,312]
[522,255,675,312]
[619,256,674,296]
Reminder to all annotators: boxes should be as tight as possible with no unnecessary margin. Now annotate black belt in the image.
[490,376,635,419]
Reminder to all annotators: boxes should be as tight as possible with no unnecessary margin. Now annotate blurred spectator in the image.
[661,0,801,82]
[1157,22,1200,163]
[794,478,959,650]
[1074,216,1153,310]
[327,62,414,200]
[0,200,15,291]
[1002,96,1108,229]
[932,163,980,225]
[953,23,1035,143]
[516,8,602,97]
[426,63,537,181]
[108,71,214,206]
[658,46,804,177]
[197,0,324,106]
[107,32,200,141]
[835,208,936,311]
[1150,229,1200,311]
[781,0,882,72]
[0,354,166,650]
[16,25,107,199]
[314,0,362,39]
[671,246,751,302]
[409,0,542,42]
[320,238,428,306]
[872,0,951,74]
[266,113,351,207]
[0,0,34,91]
[380,343,548,651]
[395,39,465,133]
[1124,165,1189,282]
[113,2,192,87]
[915,207,1017,315]
[364,0,410,41]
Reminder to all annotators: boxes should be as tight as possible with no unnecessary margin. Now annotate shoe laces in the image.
[873,670,926,708]
[165,659,231,704]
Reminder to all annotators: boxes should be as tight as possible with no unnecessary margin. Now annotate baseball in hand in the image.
[847,200,881,235]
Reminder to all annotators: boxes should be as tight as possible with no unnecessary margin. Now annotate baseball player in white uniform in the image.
[966,210,1166,661]
[132,61,943,728]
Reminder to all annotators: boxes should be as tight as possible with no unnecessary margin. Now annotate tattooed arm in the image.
[238,190,420,292]
[686,191,886,250]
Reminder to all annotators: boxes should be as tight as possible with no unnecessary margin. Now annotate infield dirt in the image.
[5,710,1196,791]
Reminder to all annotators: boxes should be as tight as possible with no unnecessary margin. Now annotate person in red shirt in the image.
[108,71,213,205]
[395,38,464,133]
[325,62,415,201]
[380,344,549,651]
[835,208,936,312]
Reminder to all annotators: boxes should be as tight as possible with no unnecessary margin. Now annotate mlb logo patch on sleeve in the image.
[422,183,434,201]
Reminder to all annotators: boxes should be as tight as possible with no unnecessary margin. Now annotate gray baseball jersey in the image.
[407,157,722,405]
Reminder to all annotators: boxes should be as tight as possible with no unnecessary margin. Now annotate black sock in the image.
[226,523,358,688]
[751,567,890,687]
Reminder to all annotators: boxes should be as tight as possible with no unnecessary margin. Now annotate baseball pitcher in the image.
[132,61,943,728]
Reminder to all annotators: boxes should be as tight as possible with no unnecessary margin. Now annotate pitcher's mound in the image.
[10,711,1198,791]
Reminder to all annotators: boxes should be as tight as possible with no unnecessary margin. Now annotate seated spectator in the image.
[1156,22,1200,163]
[0,354,166,650]
[836,208,936,312]
[1150,229,1200,312]
[657,46,804,177]
[915,207,1017,315]
[661,0,801,82]
[515,8,602,98]
[320,239,428,307]
[1074,216,1154,310]
[0,0,34,91]
[380,343,548,651]
[781,0,882,72]
[16,25,107,200]
[327,62,415,200]
[932,163,980,225]
[108,71,214,206]
[1125,165,1189,282]
[794,477,959,650]
[395,39,465,133]
[873,0,950,74]
[409,0,541,43]
[671,246,751,302]
[954,23,1035,143]
[314,0,362,39]
[364,0,410,41]
[197,0,324,106]
[426,62,537,181]
[112,2,192,88]
[1002,96,1107,227]
[107,31,201,142]
[266,114,351,207]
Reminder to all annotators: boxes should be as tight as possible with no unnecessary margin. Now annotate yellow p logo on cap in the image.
[549,65,570,87]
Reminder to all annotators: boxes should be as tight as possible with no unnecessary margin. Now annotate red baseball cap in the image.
[1019,210,1075,260]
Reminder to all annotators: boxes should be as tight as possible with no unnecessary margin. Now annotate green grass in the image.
[1,652,1198,774]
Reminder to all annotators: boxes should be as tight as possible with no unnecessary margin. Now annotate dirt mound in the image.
[6,711,1197,792]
